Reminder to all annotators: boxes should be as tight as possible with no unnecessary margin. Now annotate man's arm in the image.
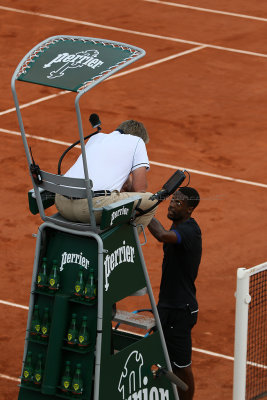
[148,217,178,243]
[121,174,132,192]
[131,167,148,192]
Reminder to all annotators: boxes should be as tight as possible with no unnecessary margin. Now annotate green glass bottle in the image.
[48,259,60,291]
[41,307,50,340]
[30,304,41,336]
[67,313,78,345]
[33,353,43,386]
[22,351,33,383]
[78,316,89,348]
[71,363,83,395]
[60,360,72,392]
[37,257,48,289]
[74,266,85,297]
[84,267,97,303]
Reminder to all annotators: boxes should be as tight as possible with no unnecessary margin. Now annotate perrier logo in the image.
[64,381,70,389]
[79,335,84,344]
[43,50,104,79]
[73,384,80,391]
[49,278,55,286]
[35,373,41,382]
[67,333,73,341]
[75,284,81,293]
[42,327,47,335]
[23,370,29,378]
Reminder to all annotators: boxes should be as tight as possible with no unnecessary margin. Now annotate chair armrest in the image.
[100,195,141,230]
[28,188,55,215]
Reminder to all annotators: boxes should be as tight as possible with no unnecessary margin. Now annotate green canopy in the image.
[12,36,146,229]
[17,36,144,92]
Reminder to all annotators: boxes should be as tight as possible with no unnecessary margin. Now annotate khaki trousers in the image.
[55,191,157,230]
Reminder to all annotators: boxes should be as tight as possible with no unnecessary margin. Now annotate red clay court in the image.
[0,1,267,399]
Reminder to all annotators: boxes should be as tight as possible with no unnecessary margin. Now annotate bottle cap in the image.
[42,257,48,261]
[71,313,77,318]
[34,304,39,309]
[44,307,49,311]
[52,259,58,264]
[76,363,82,368]
[66,360,71,365]
[82,316,88,320]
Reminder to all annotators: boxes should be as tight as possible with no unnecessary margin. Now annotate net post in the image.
[233,267,250,400]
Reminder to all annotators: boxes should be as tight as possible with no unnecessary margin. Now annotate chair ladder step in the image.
[113,310,156,330]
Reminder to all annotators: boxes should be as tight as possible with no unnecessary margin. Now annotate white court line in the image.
[108,45,206,78]
[150,160,267,188]
[0,46,205,117]
[0,300,241,367]
[1,127,267,189]
[0,300,266,376]
[0,299,28,310]
[0,91,68,116]
[192,347,234,361]
[192,348,267,369]
[0,373,20,383]
[1,6,267,59]
[143,0,267,23]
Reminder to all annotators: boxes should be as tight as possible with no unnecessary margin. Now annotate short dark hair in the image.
[117,120,149,144]
[178,187,200,209]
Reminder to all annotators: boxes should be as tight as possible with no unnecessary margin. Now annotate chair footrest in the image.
[113,310,156,330]
[130,287,147,296]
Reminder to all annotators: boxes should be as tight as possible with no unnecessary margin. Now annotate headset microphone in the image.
[89,113,101,130]
[136,169,187,217]
[57,113,102,175]
[149,170,186,201]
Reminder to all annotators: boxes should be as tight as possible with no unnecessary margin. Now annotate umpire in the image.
[148,187,202,400]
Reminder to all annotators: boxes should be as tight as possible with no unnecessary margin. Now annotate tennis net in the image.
[233,262,267,400]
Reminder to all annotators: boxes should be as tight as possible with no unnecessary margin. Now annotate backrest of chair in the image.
[30,169,97,228]
[38,170,92,198]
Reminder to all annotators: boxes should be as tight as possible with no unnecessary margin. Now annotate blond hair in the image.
[117,120,149,144]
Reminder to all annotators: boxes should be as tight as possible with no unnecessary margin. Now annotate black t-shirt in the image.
[158,217,202,311]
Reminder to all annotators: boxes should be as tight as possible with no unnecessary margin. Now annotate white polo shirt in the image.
[64,130,150,191]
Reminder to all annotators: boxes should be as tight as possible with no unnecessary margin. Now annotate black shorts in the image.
[157,305,198,368]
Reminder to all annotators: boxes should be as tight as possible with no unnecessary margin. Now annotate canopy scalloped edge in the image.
[15,35,145,92]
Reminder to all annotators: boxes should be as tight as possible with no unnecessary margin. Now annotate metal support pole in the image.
[75,92,97,229]
[233,267,251,400]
